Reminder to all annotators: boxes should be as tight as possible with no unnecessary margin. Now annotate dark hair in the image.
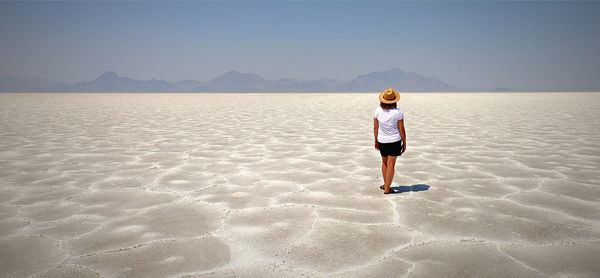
[380,102,397,110]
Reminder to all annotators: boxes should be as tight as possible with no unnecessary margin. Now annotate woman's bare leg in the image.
[384,156,397,193]
[381,156,388,188]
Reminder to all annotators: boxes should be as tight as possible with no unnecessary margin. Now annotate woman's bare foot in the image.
[381,185,395,194]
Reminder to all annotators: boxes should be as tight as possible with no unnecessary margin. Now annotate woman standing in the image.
[373,88,406,194]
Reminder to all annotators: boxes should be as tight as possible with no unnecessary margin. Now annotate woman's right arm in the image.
[373,118,379,150]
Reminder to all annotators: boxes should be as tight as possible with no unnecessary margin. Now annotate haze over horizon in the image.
[1,1,599,91]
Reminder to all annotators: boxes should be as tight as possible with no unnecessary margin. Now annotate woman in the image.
[373,88,406,194]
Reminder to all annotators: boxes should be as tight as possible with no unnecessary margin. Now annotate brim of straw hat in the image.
[379,89,400,104]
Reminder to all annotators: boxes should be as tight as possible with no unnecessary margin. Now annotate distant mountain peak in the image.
[219,70,260,79]
[95,71,120,81]
[204,70,268,91]
[337,68,461,92]
[75,71,178,92]
[357,68,407,79]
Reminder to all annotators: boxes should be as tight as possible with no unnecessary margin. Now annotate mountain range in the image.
[0,68,463,92]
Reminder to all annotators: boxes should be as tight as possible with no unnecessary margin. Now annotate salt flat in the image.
[0,92,599,277]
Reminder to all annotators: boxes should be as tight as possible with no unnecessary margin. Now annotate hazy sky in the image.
[1,1,599,91]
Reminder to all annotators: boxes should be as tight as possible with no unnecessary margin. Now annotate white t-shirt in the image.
[374,107,404,143]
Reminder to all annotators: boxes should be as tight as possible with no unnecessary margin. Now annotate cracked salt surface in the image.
[1,92,599,277]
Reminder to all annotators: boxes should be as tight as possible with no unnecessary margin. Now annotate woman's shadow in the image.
[391,184,430,193]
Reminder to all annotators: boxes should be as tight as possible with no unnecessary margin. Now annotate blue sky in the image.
[1,1,599,91]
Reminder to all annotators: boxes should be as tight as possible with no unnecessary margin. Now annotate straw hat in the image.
[379,88,400,104]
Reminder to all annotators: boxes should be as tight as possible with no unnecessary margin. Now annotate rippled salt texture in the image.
[0,92,599,277]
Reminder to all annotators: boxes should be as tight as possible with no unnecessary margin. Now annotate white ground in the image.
[0,92,599,277]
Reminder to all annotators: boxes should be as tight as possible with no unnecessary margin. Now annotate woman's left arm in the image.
[398,119,406,152]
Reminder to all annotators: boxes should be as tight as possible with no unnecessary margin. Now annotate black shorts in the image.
[378,139,404,157]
